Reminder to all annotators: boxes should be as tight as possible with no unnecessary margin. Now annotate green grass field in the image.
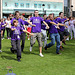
[0,34,75,75]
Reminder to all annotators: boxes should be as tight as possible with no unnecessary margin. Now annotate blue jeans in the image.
[46,33,60,53]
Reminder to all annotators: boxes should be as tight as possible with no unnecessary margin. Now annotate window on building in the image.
[5,2,7,6]
[38,4,41,8]
[47,4,50,9]
[26,3,29,8]
[34,4,37,8]
[15,3,19,7]
[54,5,56,9]
[21,3,24,7]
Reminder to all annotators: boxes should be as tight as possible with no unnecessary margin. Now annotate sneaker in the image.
[56,52,62,55]
[0,50,2,52]
[60,46,64,51]
[8,38,9,39]
[62,40,66,45]
[39,53,44,57]
[17,57,21,62]
[30,46,32,52]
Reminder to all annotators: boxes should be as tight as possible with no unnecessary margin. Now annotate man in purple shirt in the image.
[27,10,49,57]
[56,12,69,50]
[45,14,61,54]
[11,11,26,52]
[41,14,47,48]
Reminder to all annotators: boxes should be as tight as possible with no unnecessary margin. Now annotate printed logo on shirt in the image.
[14,29,20,34]
[18,22,20,27]
[33,19,40,23]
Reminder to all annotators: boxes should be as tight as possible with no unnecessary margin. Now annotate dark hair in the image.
[69,17,72,20]
[59,12,63,16]
[43,14,46,17]
[15,11,19,15]
[34,10,38,13]
[0,19,1,22]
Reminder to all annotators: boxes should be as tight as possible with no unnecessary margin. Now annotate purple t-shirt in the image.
[46,20,58,34]
[24,21,29,25]
[30,17,44,33]
[11,18,25,34]
[11,18,25,27]
[41,20,46,30]
[0,24,1,31]
[11,26,23,40]
[56,18,65,32]
[1,22,6,29]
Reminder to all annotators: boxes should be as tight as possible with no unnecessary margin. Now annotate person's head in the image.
[69,16,73,20]
[13,20,18,27]
[49,13,54,17]
[15,11,20,19]
[7,16,10,20]
[64,16,67,19]
[54,16,57,20]
[0,19,1,24]
[49,14,54,20]
[59,12,63,18]
[43,14,47,20]
[20,15,25,20]
[34,10,39,17]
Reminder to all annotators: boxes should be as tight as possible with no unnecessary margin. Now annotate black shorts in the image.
[59,29,70,41]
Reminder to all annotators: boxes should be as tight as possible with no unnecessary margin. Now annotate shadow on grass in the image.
[3,51,13,54]
[1,55,16,60]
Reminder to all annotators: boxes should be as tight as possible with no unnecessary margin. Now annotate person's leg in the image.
[11,40,17,53]
[8,28,11,38]
[16,40,21,61]
[20,32,26,52]
[3,29,5,38]
[46,33,55,48]
[55,33,60,54]
[41,29,47,48]
[0,33,2,52]
[70,27,73,39]
[37,33,43,57]
[1,30,3,38]
[30,33,36,52]
[72,26,75,39]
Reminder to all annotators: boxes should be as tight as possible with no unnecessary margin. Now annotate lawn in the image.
[0,34,75,75]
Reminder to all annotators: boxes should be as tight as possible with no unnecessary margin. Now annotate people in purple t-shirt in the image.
[45,14,61,54]
[41,14,47,48]
[11,11,26,52]
[56,12,69,50]
[27,10,49,57]
[0,19,2,52]
[11,20,34,62]
[1,18,6,39]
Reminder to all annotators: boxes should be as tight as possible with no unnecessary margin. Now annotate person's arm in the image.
[27,20,36,27]
[43,21,49,29]
[58,23,68,28]
[50,21,59,26]
[2,24,7,27]
[23,29,34,36]
[11,28,16,31]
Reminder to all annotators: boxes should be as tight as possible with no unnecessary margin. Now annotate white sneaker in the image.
[30,46,32,52]
[0,50,2,52]
[39,53,44,57]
